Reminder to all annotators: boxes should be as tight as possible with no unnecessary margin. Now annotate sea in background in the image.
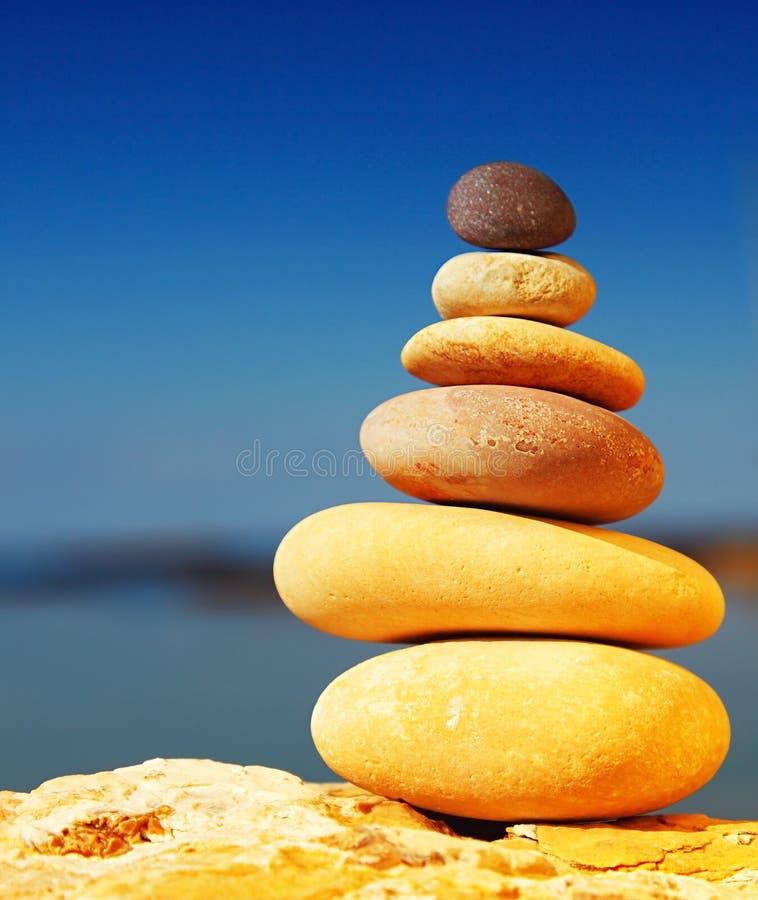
[1,576,755,820]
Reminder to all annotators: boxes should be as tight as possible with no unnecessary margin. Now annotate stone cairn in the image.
[274,162,730,822]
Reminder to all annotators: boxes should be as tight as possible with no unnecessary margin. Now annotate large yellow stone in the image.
[274,503,725,647]
[311,640,731,822]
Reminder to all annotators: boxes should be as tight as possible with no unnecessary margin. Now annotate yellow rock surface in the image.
[274,502,725,647]
[507,814,758,882]
[0,759,754,898]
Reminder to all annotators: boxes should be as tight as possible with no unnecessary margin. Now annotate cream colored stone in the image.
[432,251,596,325]
[273,502,724,647]
[312,640,730,822]
[401,316,645,411]
[0,759,754,898]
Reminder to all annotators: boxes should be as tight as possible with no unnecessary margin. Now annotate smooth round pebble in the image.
[432,251,595,325]
[447,162,576,249]
[274,503,724,647]
[311,640,731,821]
[359,385,664,524]
[402,317,644,411]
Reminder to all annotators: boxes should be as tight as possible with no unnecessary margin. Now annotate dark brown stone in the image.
[447,161,576,249]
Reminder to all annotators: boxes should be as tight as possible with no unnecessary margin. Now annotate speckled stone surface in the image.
[447,161,576,249]
[359,385,665,524]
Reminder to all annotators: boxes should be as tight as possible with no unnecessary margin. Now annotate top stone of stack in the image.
[447,161,576,249]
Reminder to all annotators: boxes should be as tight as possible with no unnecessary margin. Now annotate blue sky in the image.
[2,0,756,548]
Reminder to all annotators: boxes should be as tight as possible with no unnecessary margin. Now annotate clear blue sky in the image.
[2,0,756,548]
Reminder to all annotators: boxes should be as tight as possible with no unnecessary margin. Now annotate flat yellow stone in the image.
[312,640,730,822]
[432,251,596,325]
[0,759,753,898]
[401,316,645,411]
[509,814,758,883]
[273,503,725,647]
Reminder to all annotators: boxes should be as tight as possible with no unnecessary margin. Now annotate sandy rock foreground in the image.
[0,758,755,899]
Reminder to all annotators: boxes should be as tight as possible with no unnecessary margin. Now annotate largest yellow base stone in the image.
[311,640,730,821]
[0,759,755,899]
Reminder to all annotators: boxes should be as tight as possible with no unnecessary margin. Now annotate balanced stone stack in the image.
[274,162,730,822]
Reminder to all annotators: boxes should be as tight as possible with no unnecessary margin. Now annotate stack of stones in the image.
[274,162,731,822]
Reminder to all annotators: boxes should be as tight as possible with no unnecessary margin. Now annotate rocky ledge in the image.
[1,758,755,898]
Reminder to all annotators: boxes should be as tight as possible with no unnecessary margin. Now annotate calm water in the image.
[1,585,756,819]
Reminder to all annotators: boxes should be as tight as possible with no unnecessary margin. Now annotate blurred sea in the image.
[1,579,756,820]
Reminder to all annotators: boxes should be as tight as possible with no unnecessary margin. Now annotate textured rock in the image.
[0,759,754,898]
[360,384,664,523]
[312,641,730,822]
[432,250,595,325]
[401,316,645,410]
[447,162,576,249]
[274,502,725,647]
[506,815,758,884]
